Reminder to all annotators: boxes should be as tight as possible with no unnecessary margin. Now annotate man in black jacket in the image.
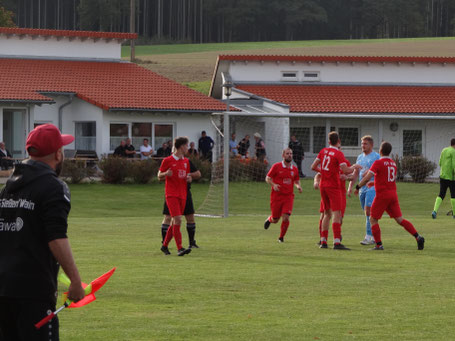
[0,142,13,170]
[289,135,305,177]
[0,124,85,340]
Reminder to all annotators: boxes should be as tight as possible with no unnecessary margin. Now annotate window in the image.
[303,71,320,81]
[75,122,96,151]
[110,123,128,150]
[281,71,298,82]
[155,124,173,149]
[132,123,152,150]
[34,122,51,128]
[290,127,310,153]
[313,126,326,154]
[338,127,359,147]
[403,130,422,156]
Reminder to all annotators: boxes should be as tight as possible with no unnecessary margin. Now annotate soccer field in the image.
[60,181,455,340]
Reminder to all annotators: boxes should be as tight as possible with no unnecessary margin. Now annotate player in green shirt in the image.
[432,139,455,219]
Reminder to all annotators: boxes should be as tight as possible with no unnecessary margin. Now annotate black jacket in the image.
[0,160,70,300]
[289,140,304,158]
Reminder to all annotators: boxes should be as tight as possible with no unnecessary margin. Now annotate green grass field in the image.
[121,37,455,57]
[59,180,455,340]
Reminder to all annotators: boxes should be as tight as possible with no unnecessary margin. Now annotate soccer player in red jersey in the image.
[356,141,425,250]
[264,148,302,242]
[311,132,361,250]
[158,137,193,256]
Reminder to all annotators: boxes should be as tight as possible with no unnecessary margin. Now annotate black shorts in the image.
[0,296,59,341]
[163,190,195,216]
[439,178,455,199]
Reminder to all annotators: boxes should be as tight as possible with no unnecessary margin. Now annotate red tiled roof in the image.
[0,27,137,40]
[219,55,455,65]
[0,58,227,112]
[237,84,455,113]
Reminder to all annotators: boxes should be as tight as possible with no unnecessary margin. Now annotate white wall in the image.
[228,60,455,85]
[0,35,121,60]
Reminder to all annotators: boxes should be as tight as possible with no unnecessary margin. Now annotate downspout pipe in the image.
[58,95,73,132]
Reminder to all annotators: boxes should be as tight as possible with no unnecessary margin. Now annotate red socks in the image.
[332,222,341,242]
[319,219,323,239]
[321,229,329,242]
[280,221,290,239]
[371,223,382,245]
[400,219,418,236]
[162,224,183,250]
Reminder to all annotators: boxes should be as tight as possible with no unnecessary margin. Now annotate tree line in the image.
[2,0,455,43]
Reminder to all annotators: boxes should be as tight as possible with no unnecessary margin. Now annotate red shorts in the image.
[165,197,186,217]
[270,195,294,219]
[319,200,324,213]
[370,192,402,220]
[340,190,347,217]
[320,186,342,212]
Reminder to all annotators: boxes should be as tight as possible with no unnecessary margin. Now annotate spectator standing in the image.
[238,135,250,158]
[288,135,305,177]
[198,131,214,162]
[0,124,85,340]
[254,133,266,161]
[156,143,168,158]
[125,138,136,158]
[113,140,127,157]
[139,139,154,160]
[188,142,198,157]
[229,133,238,156]
[0,142,13,170]
[165,140,172,157]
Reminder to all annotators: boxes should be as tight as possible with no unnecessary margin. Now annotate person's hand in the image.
[340,174,348,181]
[272,183,280,191]
[353,164,363,170]
[297,185,303,194]
[347,188,353,197]
[313,182,319,190]
[186,174,192,183]
[166,170,173,177]
[67,282,85,302]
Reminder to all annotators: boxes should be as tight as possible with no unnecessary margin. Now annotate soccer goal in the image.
[196,111,453,218]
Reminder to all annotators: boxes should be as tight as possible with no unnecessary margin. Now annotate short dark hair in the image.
[380,141,392,156]
[174,136,189,150]
[143,138,149,142]
[451,138,455,146]
[201,131,206,135]
[328,131,339,146]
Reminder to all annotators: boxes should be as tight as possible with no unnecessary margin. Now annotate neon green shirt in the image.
[439,146,455,180]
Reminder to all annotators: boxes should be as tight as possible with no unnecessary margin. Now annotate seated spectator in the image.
[156,143,168,157]
[125,138,136,158]
[188,142,198,157]
[0,141,13,170]
[113,140,127,157]
[238,135,250,158]
[140,138,154,160]
[165,140,172,156]
[229,133,238,156]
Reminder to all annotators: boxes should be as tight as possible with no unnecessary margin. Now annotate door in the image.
[3,109,27,158]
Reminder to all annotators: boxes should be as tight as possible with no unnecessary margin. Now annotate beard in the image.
[285,157,292,163]
[55,159,63,176]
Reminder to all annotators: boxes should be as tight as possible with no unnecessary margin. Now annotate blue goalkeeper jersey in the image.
[356,151,380,192]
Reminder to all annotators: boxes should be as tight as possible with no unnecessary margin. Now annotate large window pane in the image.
[132,123,152,150]
[339,127,359,147]
[313,126,326,154]
[290,127,310,152]
[403,130,422,156]
[75,122,96,151]
[155,124,173,150]
[110,123,128,151]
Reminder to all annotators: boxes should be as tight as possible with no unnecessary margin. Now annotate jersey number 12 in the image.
[322,155,331,171]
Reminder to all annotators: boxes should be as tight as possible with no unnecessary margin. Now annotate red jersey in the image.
[339,160,351,194]
[316,146,347,188]
[369,157,397,194]
[159,154,190,199]
[267,161,299,198]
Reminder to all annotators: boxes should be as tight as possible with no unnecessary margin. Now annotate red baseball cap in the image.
[26,124,74,157]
